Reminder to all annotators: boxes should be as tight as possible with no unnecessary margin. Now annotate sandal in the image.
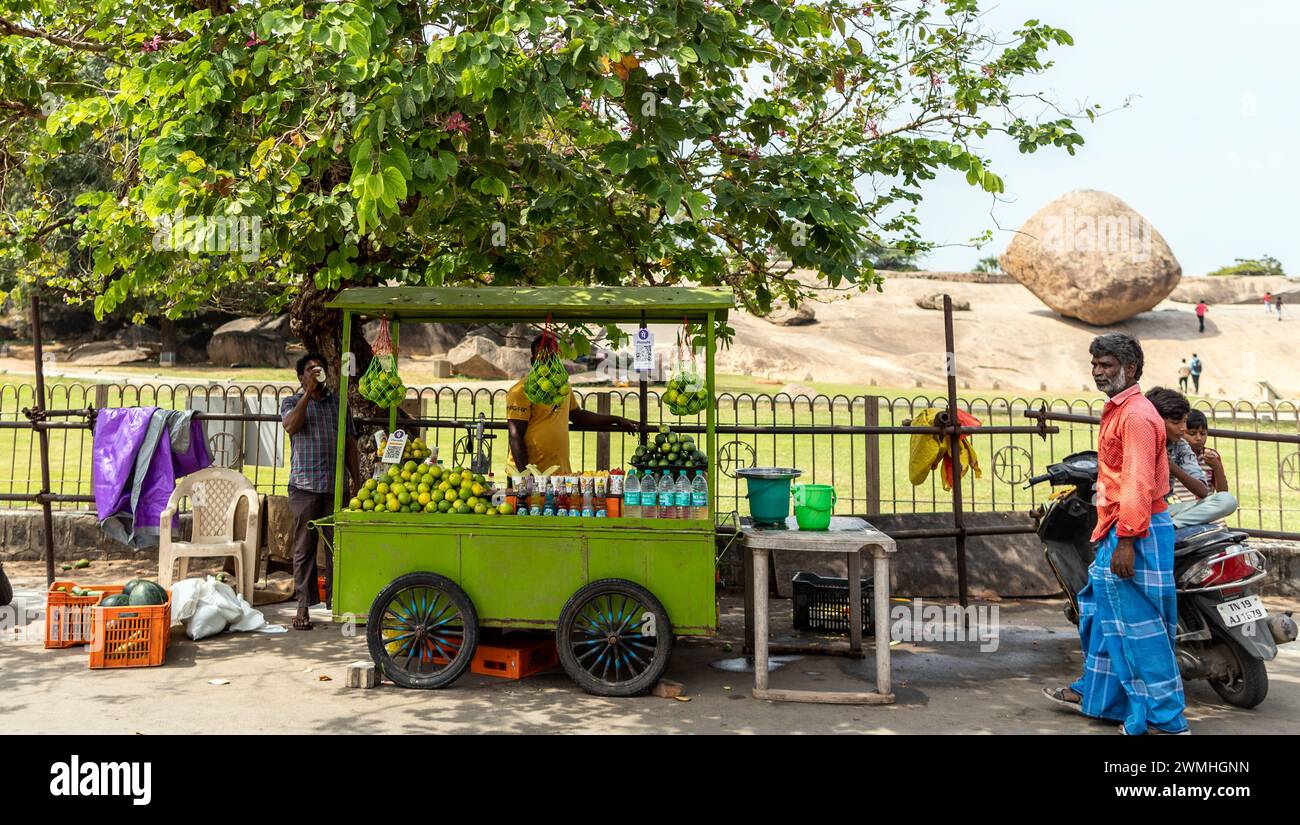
[1042,686,1083,713]
[292,615,314,631]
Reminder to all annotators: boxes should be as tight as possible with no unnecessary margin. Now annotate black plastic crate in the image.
[791,572,873,634]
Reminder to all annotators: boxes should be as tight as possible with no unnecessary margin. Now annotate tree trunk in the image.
[159,317,176,365]
[289,276,382,412]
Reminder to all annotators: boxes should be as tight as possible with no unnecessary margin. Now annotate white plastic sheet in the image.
[170,575,269,640]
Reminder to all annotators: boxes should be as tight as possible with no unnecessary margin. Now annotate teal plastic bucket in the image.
[738,468,802,526]
[792,484,836,531]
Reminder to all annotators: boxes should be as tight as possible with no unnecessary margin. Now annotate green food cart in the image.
[323,286,733,696]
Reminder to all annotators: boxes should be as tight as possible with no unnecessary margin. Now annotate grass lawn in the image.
[0,371,1295,533]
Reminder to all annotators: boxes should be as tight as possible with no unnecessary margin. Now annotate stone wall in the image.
[721,511,1300,599]
[6,508,1297,598]
[0,510,187,561]
[0,502,320,568]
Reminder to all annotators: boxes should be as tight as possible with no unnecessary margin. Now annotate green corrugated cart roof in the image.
[326,286,733,323]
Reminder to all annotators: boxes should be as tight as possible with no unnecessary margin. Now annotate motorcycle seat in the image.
[1172,523,1248,556]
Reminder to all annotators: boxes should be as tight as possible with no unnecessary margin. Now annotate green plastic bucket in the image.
[792,483,836,531]
[737,468,802,526]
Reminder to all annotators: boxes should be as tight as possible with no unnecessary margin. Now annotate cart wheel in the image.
[557,579,672,697]
[366,572,478,690]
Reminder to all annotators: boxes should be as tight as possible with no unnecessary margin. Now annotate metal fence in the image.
[3,380,1298,534]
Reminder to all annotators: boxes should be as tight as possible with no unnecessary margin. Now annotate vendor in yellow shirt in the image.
[506,336,639,474]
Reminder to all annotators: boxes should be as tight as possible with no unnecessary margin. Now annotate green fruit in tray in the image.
[128,580,168,606]
[100,594,129,608]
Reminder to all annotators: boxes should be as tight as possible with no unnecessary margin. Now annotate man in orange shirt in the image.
[1043,333,1188,734]
[505,336,638,474]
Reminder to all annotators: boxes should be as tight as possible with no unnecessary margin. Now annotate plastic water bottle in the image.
[623,469,641,518]
[675,470,691,518]
[659,470,677,518]
[641,471,657,518]
[543,477,556,517]
[691,470,709,519]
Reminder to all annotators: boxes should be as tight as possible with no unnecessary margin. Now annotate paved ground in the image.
[4,561,1298,734]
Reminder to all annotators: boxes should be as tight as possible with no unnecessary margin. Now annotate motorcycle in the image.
[1028,450,1297,709]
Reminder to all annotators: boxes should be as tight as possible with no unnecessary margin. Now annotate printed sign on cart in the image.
[381,429,408,464]
[633,328,655,372]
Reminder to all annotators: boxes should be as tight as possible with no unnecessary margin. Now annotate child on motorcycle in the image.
[1145,387,1237,528]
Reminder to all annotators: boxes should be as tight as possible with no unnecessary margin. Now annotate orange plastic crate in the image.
[45,582,124,649]
[88,593,172,669]
[432,632,558,680]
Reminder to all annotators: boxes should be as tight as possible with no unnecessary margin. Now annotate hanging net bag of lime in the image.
[665,319,708,416]
[524,320,569,407]
[358,319,405,408]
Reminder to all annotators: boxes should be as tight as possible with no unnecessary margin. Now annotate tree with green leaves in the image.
[1207,255,1285,278]
[2,0,1090,374]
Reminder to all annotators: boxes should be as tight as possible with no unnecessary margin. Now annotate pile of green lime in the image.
[524,356,570,406]
[631,424,707,471]
[359,367,406,409]
[346,463,514,516]
[664,372,709,416]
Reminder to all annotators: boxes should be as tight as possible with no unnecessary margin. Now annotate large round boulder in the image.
[1000,190,1181,325]
[206,315,293,367]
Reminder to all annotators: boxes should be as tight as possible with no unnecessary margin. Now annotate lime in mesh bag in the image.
[665,319,708,416]
[523,321,569,406]
[357,319,405,408]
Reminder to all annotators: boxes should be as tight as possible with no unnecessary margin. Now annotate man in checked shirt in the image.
[281,353,361,631]
[1043,333,1189,734]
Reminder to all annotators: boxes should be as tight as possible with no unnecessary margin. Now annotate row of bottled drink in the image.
[504,468,708,519]
[623,468,709,519]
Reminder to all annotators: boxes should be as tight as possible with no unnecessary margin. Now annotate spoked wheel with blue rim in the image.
[366,572,478,689]
[557,579,672,697]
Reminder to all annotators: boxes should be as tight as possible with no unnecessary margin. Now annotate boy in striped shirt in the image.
[1145,389,1237,527]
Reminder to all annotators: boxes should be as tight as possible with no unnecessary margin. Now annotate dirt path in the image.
[4,562,1297,734]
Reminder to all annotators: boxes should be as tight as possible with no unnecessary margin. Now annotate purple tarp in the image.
[93,408,211,548]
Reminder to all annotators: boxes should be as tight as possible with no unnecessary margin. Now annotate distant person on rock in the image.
[1264,292,1273,315]
[1188,353,1202,394]
[1195,300,1208,333]
[1276,294,1283,320]
[1176,359,1190,393]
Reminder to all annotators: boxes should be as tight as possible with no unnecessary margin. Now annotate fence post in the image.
[595,392,611,471]
[864,395,881,515]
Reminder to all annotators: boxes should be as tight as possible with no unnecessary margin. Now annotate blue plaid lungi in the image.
[1070,511,1188,734]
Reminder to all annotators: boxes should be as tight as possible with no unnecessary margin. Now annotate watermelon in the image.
[122,578,146,596]
[100,594,129,607]
[127,580,168,606]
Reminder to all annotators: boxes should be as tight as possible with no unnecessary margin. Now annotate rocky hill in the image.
[717,271,1300,399]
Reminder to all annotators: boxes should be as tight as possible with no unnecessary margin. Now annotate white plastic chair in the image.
[159,468,260,599]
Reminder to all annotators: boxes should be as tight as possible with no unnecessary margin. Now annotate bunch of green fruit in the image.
[358,363,406,409]
[630,424,708,471]
[524,356,570,406]
[664,372,709,416]
[346,462,513,516]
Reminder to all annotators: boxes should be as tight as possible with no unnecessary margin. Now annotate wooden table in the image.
[741,516,897,704]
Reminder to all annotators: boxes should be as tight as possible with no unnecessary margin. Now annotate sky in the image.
[911,1,1300,276]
